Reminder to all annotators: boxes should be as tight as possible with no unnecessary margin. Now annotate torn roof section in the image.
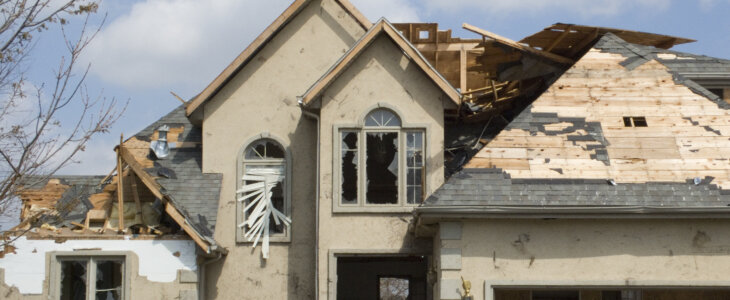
[13,105,224,254]
[424,33,730,216]
[121,105,224,253]
[298,18,462,107]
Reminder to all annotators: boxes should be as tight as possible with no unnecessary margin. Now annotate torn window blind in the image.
[365,109,401,127]
[406,132,424,204]
[341,131,358,204]
[238,165,289,259]
[366,132,398,204]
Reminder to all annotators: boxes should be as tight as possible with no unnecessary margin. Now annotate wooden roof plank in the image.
[463,23,574,65]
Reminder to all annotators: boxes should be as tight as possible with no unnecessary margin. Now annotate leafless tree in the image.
[380,277,410,300]
[0,0,123,218]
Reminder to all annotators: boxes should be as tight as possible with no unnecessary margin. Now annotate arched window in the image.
[237,138,291,257]
[339,108,424,209]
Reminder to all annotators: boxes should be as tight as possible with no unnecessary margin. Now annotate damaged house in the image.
[2,0,730,299]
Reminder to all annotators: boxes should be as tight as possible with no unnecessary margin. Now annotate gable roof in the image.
[185,0,371,116]
[299,18,462,106]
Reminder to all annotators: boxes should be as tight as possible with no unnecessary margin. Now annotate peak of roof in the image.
[185,0,372,116]
[299,18,461,106]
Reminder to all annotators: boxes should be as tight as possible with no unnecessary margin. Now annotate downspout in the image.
[199,251,223,300]
[298,97,321,299]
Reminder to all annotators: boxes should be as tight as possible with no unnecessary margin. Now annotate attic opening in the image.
[623,116,648,127]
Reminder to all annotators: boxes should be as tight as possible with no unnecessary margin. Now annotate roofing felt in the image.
[422,168,730,208]
[22,175,106,227]
[134,105,223,238]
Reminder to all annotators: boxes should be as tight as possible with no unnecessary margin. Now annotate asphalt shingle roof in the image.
[134,105,222,238]
[424,168,730,208]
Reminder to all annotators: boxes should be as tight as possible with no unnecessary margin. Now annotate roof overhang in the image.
[416,205,730,224]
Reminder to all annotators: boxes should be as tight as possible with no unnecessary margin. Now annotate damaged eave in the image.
[299,18,462,107]
[117,145,224,255]
[415,205,730,223]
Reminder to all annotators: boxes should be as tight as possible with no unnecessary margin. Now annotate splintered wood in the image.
[468,49,730,189]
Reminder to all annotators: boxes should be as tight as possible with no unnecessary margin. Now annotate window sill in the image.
[332,205,418,213]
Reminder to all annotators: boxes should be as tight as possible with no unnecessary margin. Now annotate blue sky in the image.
[25,0,730,175]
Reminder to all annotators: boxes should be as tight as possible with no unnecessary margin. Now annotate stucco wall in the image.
[0,237,198,300]
[438,219,730,300]
[201,0,365,298]
[317,34,452,298]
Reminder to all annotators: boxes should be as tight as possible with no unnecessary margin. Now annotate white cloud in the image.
[83,0,291,92]
[349,0,421,22]
[421,0,671,17]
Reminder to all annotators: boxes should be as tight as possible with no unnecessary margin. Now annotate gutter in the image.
[416,205,730,223]
[299,98,321,299]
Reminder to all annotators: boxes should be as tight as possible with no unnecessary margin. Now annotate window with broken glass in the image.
[237,139,291,246]
[58,256,125,300]
[338,109,425,210]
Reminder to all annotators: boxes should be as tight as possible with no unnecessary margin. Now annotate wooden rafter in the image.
[118,145,211,253]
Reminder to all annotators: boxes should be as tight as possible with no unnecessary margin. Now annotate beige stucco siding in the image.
[317,34,452,298]
[447,219,730,299]
[201,0,365,299]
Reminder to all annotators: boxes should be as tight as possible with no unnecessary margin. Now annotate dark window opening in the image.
[623,116,647,127]
[242,165,285,234]
[341,131,358,204]
[337,256,427,300]
[95,260,123,299]
[60,257,124,300]
[60,261,87,300]
[366,132,398,204]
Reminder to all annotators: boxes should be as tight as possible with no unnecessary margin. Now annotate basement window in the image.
[623,116,647,127]
[337,108,426,211]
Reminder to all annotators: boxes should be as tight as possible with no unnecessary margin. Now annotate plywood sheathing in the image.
[17,179,69,220]
[520,23,695,58]
[467,48,730,189]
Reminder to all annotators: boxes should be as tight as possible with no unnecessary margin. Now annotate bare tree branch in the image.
[0,0,124,226]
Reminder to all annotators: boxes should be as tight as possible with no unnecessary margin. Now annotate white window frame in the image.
[236,133,292,243]
[50,251,130,300]
[333,105,429,213]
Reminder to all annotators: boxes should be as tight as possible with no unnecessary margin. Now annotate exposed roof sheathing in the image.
[464,34,730,191]
[520,23,695,57]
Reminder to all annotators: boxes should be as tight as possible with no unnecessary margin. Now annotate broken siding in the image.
[468,46,730,189]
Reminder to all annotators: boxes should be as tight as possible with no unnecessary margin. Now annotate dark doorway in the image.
[337,256,428,300]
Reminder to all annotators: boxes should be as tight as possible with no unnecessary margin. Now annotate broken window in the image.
[341,131,359,204]
[366,132,398,204]
[337,108,426,209]
[237,138,291,258]
[59,257,124,300]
